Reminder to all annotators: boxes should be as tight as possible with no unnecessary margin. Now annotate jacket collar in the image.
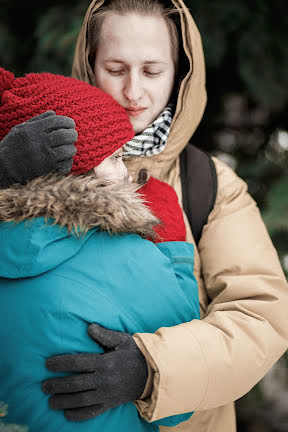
[0,175,159,237]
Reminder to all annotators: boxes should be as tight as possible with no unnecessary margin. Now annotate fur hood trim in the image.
[0,175,160,238]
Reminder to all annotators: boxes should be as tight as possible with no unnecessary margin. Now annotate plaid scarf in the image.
[122,103,174,157]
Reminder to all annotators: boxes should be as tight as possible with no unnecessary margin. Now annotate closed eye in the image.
[107,69,125,76]
[144,71,161,77]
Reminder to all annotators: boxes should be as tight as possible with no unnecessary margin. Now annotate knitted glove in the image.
[42,324,148,421]
[0,110,77,187]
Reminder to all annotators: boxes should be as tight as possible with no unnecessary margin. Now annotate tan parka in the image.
[72,1,288,431]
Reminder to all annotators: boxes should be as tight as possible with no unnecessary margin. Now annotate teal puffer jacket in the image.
[0,176,199,432]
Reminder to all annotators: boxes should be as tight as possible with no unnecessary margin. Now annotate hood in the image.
[0,175,159,278]
[72,0,207,178]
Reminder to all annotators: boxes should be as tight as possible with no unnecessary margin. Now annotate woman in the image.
[0,1,287,431]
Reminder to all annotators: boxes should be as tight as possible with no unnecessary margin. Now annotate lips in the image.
[125,107,147,117]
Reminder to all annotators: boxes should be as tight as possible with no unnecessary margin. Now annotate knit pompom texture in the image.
[140,177,186,242]
[0,69,135,174]
[0,68,14,100]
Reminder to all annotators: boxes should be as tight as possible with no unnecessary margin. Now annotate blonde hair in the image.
[88,0,180,69]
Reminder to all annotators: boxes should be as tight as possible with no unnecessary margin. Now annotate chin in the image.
[130,116,153,134]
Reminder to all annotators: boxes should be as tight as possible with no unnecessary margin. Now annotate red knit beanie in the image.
[0,68,134,174]
[140,177,186,242]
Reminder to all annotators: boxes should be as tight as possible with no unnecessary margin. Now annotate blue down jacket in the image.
[0,176,199,432]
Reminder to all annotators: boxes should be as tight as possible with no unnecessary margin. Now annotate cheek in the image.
[94,160,126,182]
[99,78,115,94]
[94,162,114,180]
[95,73,121,102]
[151,75,174,109]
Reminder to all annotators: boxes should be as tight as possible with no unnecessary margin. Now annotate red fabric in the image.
[140,177,186,243]
[0,68,134,174]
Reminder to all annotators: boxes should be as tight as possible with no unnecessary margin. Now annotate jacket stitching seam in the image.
[47,272,143,332]
[183,324,210,410]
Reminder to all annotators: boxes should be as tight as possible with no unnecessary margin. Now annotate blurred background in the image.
[0,0,287,430]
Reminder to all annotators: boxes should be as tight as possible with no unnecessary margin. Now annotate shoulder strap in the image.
[180,143,217,245]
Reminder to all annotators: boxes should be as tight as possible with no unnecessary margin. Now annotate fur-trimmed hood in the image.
[0,174,159,236]
[0,175,159,279]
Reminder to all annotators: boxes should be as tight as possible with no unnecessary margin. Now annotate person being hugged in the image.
[0,67,199,432]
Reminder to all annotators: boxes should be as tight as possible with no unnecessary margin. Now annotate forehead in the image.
[98,13,173,63]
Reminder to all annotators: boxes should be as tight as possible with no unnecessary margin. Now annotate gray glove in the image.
[42,324,148,422]
[0,110,77,187]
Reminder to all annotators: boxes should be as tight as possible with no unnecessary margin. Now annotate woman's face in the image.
[94,13,175,133]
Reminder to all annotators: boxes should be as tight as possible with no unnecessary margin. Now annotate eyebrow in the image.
[104,59,168,65]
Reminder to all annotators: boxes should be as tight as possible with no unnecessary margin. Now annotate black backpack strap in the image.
[180,143,217,245]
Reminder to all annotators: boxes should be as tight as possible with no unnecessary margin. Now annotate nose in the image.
[123,72,143,103]
[120,160,131,181]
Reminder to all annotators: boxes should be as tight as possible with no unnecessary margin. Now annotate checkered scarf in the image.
[122,103,174,157]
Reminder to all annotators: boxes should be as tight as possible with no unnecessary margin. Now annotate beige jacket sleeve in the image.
[133,158,288,422]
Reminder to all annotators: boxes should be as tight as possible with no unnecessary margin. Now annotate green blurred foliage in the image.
[187,0,288,109]
[29,2,87,74]
[0,0,86,75]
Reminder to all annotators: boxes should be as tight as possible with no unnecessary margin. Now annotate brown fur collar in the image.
[0,174,159,238]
